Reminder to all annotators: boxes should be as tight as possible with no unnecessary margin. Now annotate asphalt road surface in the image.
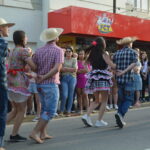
[5,107,150,150]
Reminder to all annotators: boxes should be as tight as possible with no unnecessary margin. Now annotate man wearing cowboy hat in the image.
[29,28,64,143]
[113,36,138,128]
[0,18,15,150]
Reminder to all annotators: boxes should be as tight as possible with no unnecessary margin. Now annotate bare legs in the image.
[29,118,48,143]
[87,91,108,120]
[134,91,141,107]
[97,91,108,121]
[40,125,53,140]
[77,88,89,113]
[7,101,27,136]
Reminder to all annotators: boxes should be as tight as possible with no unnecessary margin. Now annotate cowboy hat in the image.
[0,18,15,27]
[116,36,138,45]
[40,28,64,42]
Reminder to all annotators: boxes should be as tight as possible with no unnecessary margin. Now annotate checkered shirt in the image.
[113,46,138,83]
[33,42,64,84]
[0,37,8,88]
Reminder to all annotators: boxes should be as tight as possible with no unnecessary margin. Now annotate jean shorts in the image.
[28,82,38,94]
[37,83,59,121]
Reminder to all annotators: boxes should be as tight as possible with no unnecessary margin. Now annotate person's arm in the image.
[39,48,64,82]
[78,63,90,74]
[21,48,37,71]
[26,57,37,71]
[38,63,62,83]
[61,58,77,73]
[116,63,136,76]
[62,67,76,73]
[103,53,116,69]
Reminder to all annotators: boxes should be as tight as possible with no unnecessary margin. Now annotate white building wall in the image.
[49,0,150,19]
[49,0,113,12]
[0,0,43,51]
[0,0,150,50]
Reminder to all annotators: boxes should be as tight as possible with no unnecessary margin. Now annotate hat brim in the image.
[40,28,64,43]
[116,37,137,45]
[0,23,15,27]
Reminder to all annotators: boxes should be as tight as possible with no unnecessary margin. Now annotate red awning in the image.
[48,6,150,42]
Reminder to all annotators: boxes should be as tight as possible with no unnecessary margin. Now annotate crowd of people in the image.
[0,17,150,150]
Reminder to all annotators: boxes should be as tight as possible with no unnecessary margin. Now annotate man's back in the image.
[113,46,137,83]
[33,42,64,84]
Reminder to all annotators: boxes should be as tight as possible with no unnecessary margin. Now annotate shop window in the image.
[134,0,148,11]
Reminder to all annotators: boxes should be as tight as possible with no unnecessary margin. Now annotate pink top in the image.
[77,60,90,88]
[33,42,64,84]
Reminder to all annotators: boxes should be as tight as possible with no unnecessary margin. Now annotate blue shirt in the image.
[0,36,8,88]
[113,46,138,83]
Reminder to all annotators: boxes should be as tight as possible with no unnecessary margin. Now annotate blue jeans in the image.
[60,75,77,113]
[37,83,59,121]
[117,81,134,117]
[0,85,8,147]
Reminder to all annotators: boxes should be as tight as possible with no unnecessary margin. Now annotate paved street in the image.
[5,107,150,150]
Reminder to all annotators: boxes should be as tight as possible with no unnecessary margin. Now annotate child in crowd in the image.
[140,51,148,102]
[77,50,90,114]
[25,64,41,122]
[133,48,142,107]
[107,53,118,110]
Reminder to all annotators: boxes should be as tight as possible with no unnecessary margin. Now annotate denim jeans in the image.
[60,74,77,113]
[37,83,59,121]
[117,81,134,117]
[0,85,8,140]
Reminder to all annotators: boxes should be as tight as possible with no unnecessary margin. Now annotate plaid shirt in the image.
[0,37,8,88]
[33,42,64,84]
[113,46,138,83]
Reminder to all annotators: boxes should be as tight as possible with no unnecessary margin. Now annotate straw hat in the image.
[0,18,15,27]
[40,28,64,42]
[116,36,138,45]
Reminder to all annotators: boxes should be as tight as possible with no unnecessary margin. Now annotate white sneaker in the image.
[32,116,40,122]
[95,120,108,127]
[122,121,126,126]
[114,104,118,110]
[106,105,110,110]
[81,114,93,127]
[109,104,113,109]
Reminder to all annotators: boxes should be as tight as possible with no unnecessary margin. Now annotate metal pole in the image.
[113,0,116,13]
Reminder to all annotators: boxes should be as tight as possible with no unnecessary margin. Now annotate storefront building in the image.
[48,6,150,53]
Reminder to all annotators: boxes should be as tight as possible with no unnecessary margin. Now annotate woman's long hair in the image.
[13,30,26,48]
[85,37,106,69]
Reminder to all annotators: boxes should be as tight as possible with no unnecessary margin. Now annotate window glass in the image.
[142,0,148,10]
[136,0,141,9]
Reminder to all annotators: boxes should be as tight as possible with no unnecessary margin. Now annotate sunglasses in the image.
[66,51,72,53]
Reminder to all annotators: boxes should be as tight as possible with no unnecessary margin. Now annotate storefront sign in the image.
[48,6,150,42]
[97,13,113,34]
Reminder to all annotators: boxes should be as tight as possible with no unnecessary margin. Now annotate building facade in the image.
[0,0,150,50]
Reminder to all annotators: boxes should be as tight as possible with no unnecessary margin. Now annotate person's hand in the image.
[36,75,45,83]
[25,73,33,79]
[116,70,125,76]
[143,74,147,80]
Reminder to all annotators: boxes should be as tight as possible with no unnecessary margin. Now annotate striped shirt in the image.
[0,37,8,88]
[113,46,138,83]
[33,42,64,84]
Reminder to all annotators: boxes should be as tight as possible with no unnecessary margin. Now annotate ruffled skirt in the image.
[85,69,113,94]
